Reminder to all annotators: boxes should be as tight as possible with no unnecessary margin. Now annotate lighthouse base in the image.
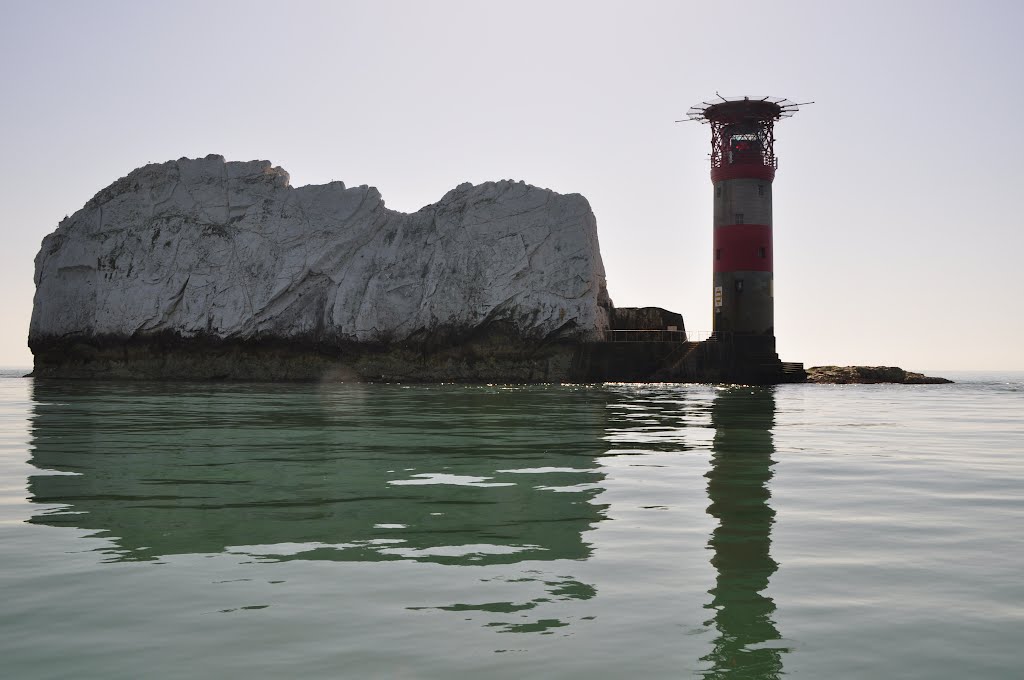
[569,334,804,385]
[657,334,805,385]
[711,334,804,384]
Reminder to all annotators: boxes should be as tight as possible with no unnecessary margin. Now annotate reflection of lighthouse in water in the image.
[702,387,785,677]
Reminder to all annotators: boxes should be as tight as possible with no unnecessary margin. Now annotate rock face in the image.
[30,155,612,380]
[611,307,685,332]
[805,366,952,384]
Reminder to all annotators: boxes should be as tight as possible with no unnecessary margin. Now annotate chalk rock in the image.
[30,155,611,352]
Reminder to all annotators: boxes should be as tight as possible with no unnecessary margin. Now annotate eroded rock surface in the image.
[30,155,612,379]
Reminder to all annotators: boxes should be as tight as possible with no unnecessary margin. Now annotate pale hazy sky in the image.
[2,0,1022,370]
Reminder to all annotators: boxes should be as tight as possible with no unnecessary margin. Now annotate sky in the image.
[2,0,1022,371]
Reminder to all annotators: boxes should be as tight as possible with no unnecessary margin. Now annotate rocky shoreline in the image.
[805,366,952,384]
[28,328,582,382]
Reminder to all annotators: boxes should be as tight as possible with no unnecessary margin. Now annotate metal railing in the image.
[600,328,753,343]
[685,330,715,342]
[600,329,723,343]
[602,329,688,343]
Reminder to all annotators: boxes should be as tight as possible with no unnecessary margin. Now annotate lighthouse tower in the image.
[686,95,805,379]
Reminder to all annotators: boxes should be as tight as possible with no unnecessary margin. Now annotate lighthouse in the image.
[685,95,807,383]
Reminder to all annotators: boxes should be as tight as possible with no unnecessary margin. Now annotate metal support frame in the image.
[709,118,776,170]
[682,95,811,171]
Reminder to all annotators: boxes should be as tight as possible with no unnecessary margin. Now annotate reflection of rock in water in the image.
[27,382,609,568]
[702,387,785,677]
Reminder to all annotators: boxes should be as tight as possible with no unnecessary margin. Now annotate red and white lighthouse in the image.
[686,95,806,364]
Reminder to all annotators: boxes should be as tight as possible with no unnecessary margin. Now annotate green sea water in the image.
[1,373,1021,678]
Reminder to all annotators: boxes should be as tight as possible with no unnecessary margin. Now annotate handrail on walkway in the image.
[600,329,719,343]
[602,329,689,343]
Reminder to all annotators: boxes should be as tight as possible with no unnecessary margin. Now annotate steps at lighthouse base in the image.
[658,337,806,385]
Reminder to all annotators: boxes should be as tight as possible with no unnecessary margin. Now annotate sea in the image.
[0,369,1021,679]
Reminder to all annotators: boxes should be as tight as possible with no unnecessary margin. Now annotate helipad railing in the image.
[602,330,688,343]
[600,330,718,343]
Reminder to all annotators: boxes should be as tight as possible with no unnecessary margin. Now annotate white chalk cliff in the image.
[31,155,611,349]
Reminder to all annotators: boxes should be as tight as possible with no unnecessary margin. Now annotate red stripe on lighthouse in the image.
[711,165,776,182]
[714,224,773,272]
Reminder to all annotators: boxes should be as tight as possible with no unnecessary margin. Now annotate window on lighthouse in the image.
[731,134,757,149]
[729,134,761,164]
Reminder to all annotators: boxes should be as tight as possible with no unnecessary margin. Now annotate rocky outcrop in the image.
[30,155,612,380]
[611,307,685,332]
[805,366,952,384]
